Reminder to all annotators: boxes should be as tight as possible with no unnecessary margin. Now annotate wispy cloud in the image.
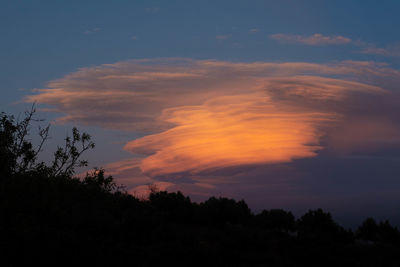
[270,33,352,45]
[216,34,232,41]
[361,44,400,57]
[249,28,259,34]
[84,27,101,35]
[270,33,400,58]
[27,59,395,133]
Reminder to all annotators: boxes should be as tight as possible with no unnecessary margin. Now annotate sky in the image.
[2,0,400,227]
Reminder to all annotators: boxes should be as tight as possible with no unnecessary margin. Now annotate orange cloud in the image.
[125,93,334,176]
[25,58,399,186]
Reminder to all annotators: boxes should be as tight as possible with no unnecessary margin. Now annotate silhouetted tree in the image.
[200,197,251,226]
[51,127,95,177]
[255,209,295,232]
[297,209,353,243]
[357,217,379,242]
[0,105,94,179]
[0,105,50,176]
[149,190,194,222]
[357,218,400,245]
[378,220,400,244]
[83,167,121,193]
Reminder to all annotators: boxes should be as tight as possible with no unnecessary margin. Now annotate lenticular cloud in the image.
[27,58,397,177]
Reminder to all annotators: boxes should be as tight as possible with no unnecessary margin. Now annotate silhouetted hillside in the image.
[1,108,400,266]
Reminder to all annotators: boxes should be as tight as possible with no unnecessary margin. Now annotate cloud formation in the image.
[125,94,333,176]
[361,44,400,57]
[270,33,352,45]
[26,58,400,193]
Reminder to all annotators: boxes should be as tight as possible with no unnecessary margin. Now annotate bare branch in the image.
[1,104,95,178]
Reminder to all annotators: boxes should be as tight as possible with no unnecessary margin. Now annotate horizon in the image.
[2,0,400,228]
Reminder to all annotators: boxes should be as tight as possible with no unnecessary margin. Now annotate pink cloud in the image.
[129,182,175,199]
[216,34,232,41]
[361,44,400,57]
[26,58,397,134]
[327,118,400,154]
[270,33,352,45]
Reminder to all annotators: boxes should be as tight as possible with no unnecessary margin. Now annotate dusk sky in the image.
[2,0,400,227]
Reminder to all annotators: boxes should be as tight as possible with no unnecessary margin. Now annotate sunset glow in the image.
[25,58,399,192]
[3,0,400,227]
[126,94,333,176]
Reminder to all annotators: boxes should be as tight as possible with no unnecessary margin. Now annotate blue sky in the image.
[2,0,400,108]
[2,0,400,226]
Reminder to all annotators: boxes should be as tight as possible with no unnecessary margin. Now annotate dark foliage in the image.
[1,108,400,266]
[296,209,354,244]
[199,197,251,226]
[255,209,295,232]
[357,218,400,245]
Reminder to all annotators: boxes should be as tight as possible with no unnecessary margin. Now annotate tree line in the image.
[1,107,400,266]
